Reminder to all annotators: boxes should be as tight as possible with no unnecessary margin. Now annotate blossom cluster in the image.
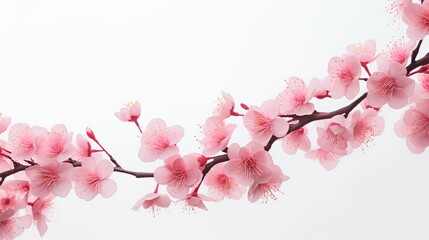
[2,1,429,238]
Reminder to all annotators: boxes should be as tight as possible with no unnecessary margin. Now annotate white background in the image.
[1,0,429,239]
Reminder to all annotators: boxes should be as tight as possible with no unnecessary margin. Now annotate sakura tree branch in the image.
[265,92,368,151]
[411,40,423,63]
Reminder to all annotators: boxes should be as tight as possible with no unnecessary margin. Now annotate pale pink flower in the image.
[395,99,429,153]
[346,39,377,64]
[402,1,429,40]
[281,127,311,155]
[276,77,318,115]
[243,100,289,145]
[316,115,352,155]
[115,101,141,122]
[74,157,117,201]
[198,116,236,156]
[247,165,288,203]
[31,195,55,236]
[154,154,202,199]
[306,148,342,171]
[224,142,274,186]
[72,134,93,160]
[0,209,32,239]
[0,181,30,211]
[377,39,416,68]
[326,55,361,99]
[181,193,214,211]
[213,91,236,119]
[415,73,429,99]
[6,123,37,162]
[203,163,245,201]
[25,161,74,198]
[349,109,385,149]
[0,114,11,135]
[139,118,184,162]
[132,193,171,215]
[35,124,74,163]
[367,62,415,109]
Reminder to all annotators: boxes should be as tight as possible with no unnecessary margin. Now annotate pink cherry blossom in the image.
[181,192,214,211]
[281,127,311,155]
[346,39,377,64]
[367,62,415,109]
[349,109,385,149]
[224,142,275,186]
[0,209,32,239]
[0,114,11,135]
[198,116,237,156]
[247,165,288,203]
[139,118,184,162]
[6,123,37,162]
[115,101,141,122]
[415,73,429,99]
[326,55,361,99]
[132,192,171,216]
[213,91,236,119]
[402,1,429,40]
[395,99,429,153]
[0,181,30,211]
[276,77,318,115]
[316,115,352,155]
[154,154,202,199]
[31,195,55,236]
[72,134,93,160]
[35,124,75,163]
[25,161,74,198]
[74,157,117,201]
[203,163,245,201]
[377,39,416,68]
[306,148,342,171]
[243,100,289,145]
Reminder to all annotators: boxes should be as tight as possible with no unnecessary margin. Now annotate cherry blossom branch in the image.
[66,159,154,178]
[411,40,423,63]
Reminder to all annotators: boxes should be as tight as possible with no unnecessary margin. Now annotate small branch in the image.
[411,40,423,63]
[0,163,31,185]
[264,92,368,151]
[406,52,429,74]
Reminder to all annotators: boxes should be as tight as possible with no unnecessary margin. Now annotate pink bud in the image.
[86,127,96,141]
[240,103,249,110]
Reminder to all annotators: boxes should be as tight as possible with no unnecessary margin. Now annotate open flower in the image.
[203,163,245,201]
[213,91,236,119]
[132,192,171,216]
[367,62,415,109]
[349,109,385,149]
[316,115,352,155]
[346,39,377,64]
[31,195,55,236]
[326,55,361,99]
[139,118,184,162]
[247,165,288,203]
[198,116,236,156]
[115,101,141,122]
[224,142,275,186]
[74,157,117,201]
[395,99,429,153]
[402,1,429,40]
[35,124,75,163]
[243,100,289,145]
[25,161,74,198]
[276,77,318,115]
[281,127,311,155]
[0,209,32,239]
[154,154,202,199]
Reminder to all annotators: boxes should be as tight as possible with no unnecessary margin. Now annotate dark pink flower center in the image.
[379,76,397,98]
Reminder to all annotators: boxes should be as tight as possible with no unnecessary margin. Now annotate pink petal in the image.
[96,160,114,179]
[100,179,117,198]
